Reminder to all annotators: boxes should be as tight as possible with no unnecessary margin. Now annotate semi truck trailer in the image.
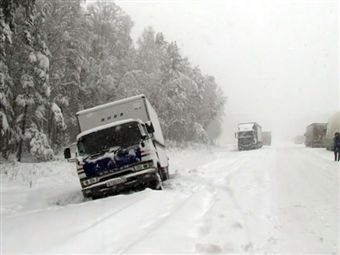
[304,123,327,148]
[64,95,169,199]
[325,112,340,150]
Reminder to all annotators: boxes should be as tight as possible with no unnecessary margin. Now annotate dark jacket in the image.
[334,136,340,150]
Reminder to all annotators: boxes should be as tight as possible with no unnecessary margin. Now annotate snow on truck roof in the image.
[238,122,256,131]
[307,123,327,127]
[76,118,142,140]
[77,94,146,116]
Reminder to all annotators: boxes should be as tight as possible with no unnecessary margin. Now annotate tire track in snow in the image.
[115,188,220,254]
[227,148,279,252]
[71,195,150,235]
[171,152,255,252]
[193,148,278,252]
[177,173,254,252]
[49,189,197,254]
[268,147,339,253]
[47,192,152,252]
[114,195,193,254]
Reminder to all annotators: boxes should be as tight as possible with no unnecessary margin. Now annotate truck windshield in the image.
[238,131,253,138]
[77,122,142,156]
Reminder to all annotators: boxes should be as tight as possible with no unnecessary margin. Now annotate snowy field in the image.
[1,144,339,254]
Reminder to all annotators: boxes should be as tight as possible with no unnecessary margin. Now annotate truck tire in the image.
[89,192,103,200]
[91,194,101,200]
[150,173,162,190]
[159,166,170,181]
[161,166,170,181]
[157,163,169,181]
[82,191,92,200]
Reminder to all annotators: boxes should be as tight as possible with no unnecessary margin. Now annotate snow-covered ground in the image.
[1,144,339,254]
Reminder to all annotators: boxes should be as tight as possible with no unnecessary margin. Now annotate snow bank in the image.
[1,160,82,216]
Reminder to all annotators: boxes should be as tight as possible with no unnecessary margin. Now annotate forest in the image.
[0,0,225,161]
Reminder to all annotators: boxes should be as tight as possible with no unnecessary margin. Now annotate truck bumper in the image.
[239,142,262,150]
[239,145,255,150]
[82,168,158,198]
[311,142,325,148]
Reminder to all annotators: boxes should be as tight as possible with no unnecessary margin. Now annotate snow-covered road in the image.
[1,144,339,254]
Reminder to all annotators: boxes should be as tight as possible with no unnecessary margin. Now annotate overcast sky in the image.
[115,0,339,142]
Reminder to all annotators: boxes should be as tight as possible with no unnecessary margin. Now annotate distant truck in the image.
[64,95,169,199]
[236,122,263,150]
[262,131,272,146]
[325,111,340,150]
[304,123,327,148]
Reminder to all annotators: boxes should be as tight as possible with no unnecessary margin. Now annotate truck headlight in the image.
[134,164,144,171]
[134,161,154,171]
[82,177,98,186]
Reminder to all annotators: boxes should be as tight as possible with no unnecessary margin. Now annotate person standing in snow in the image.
[333,132,340,161]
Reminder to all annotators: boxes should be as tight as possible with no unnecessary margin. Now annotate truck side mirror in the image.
[146,123,155,134]
[141,133,149,140]
[64,148,71,159]
[234,132,237,138]
[139,124,149,140]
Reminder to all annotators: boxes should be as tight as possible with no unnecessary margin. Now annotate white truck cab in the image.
[236,122,263,151]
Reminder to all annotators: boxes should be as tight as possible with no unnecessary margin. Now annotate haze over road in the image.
[115,0,339,142]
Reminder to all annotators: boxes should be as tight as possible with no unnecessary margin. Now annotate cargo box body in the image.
[77,95,165,146]
[304,123,327,148]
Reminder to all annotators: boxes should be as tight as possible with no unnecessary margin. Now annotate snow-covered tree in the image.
[134,28,225,143]
[41,0,88,143]
[1,0,226,160]
[0,0,37,159]
[9,2,54,161]
[25,125,53,161]
[84,1,134,106]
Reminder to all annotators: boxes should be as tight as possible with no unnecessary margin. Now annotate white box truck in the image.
[235,122,263,150]
[64,95,169,199]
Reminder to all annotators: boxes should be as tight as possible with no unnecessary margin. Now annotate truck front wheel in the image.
[163,166,170,180]
[150,173,162,190]
[159,166,170,181]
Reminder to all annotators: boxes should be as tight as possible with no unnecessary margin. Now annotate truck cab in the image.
[236,122,263,150]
